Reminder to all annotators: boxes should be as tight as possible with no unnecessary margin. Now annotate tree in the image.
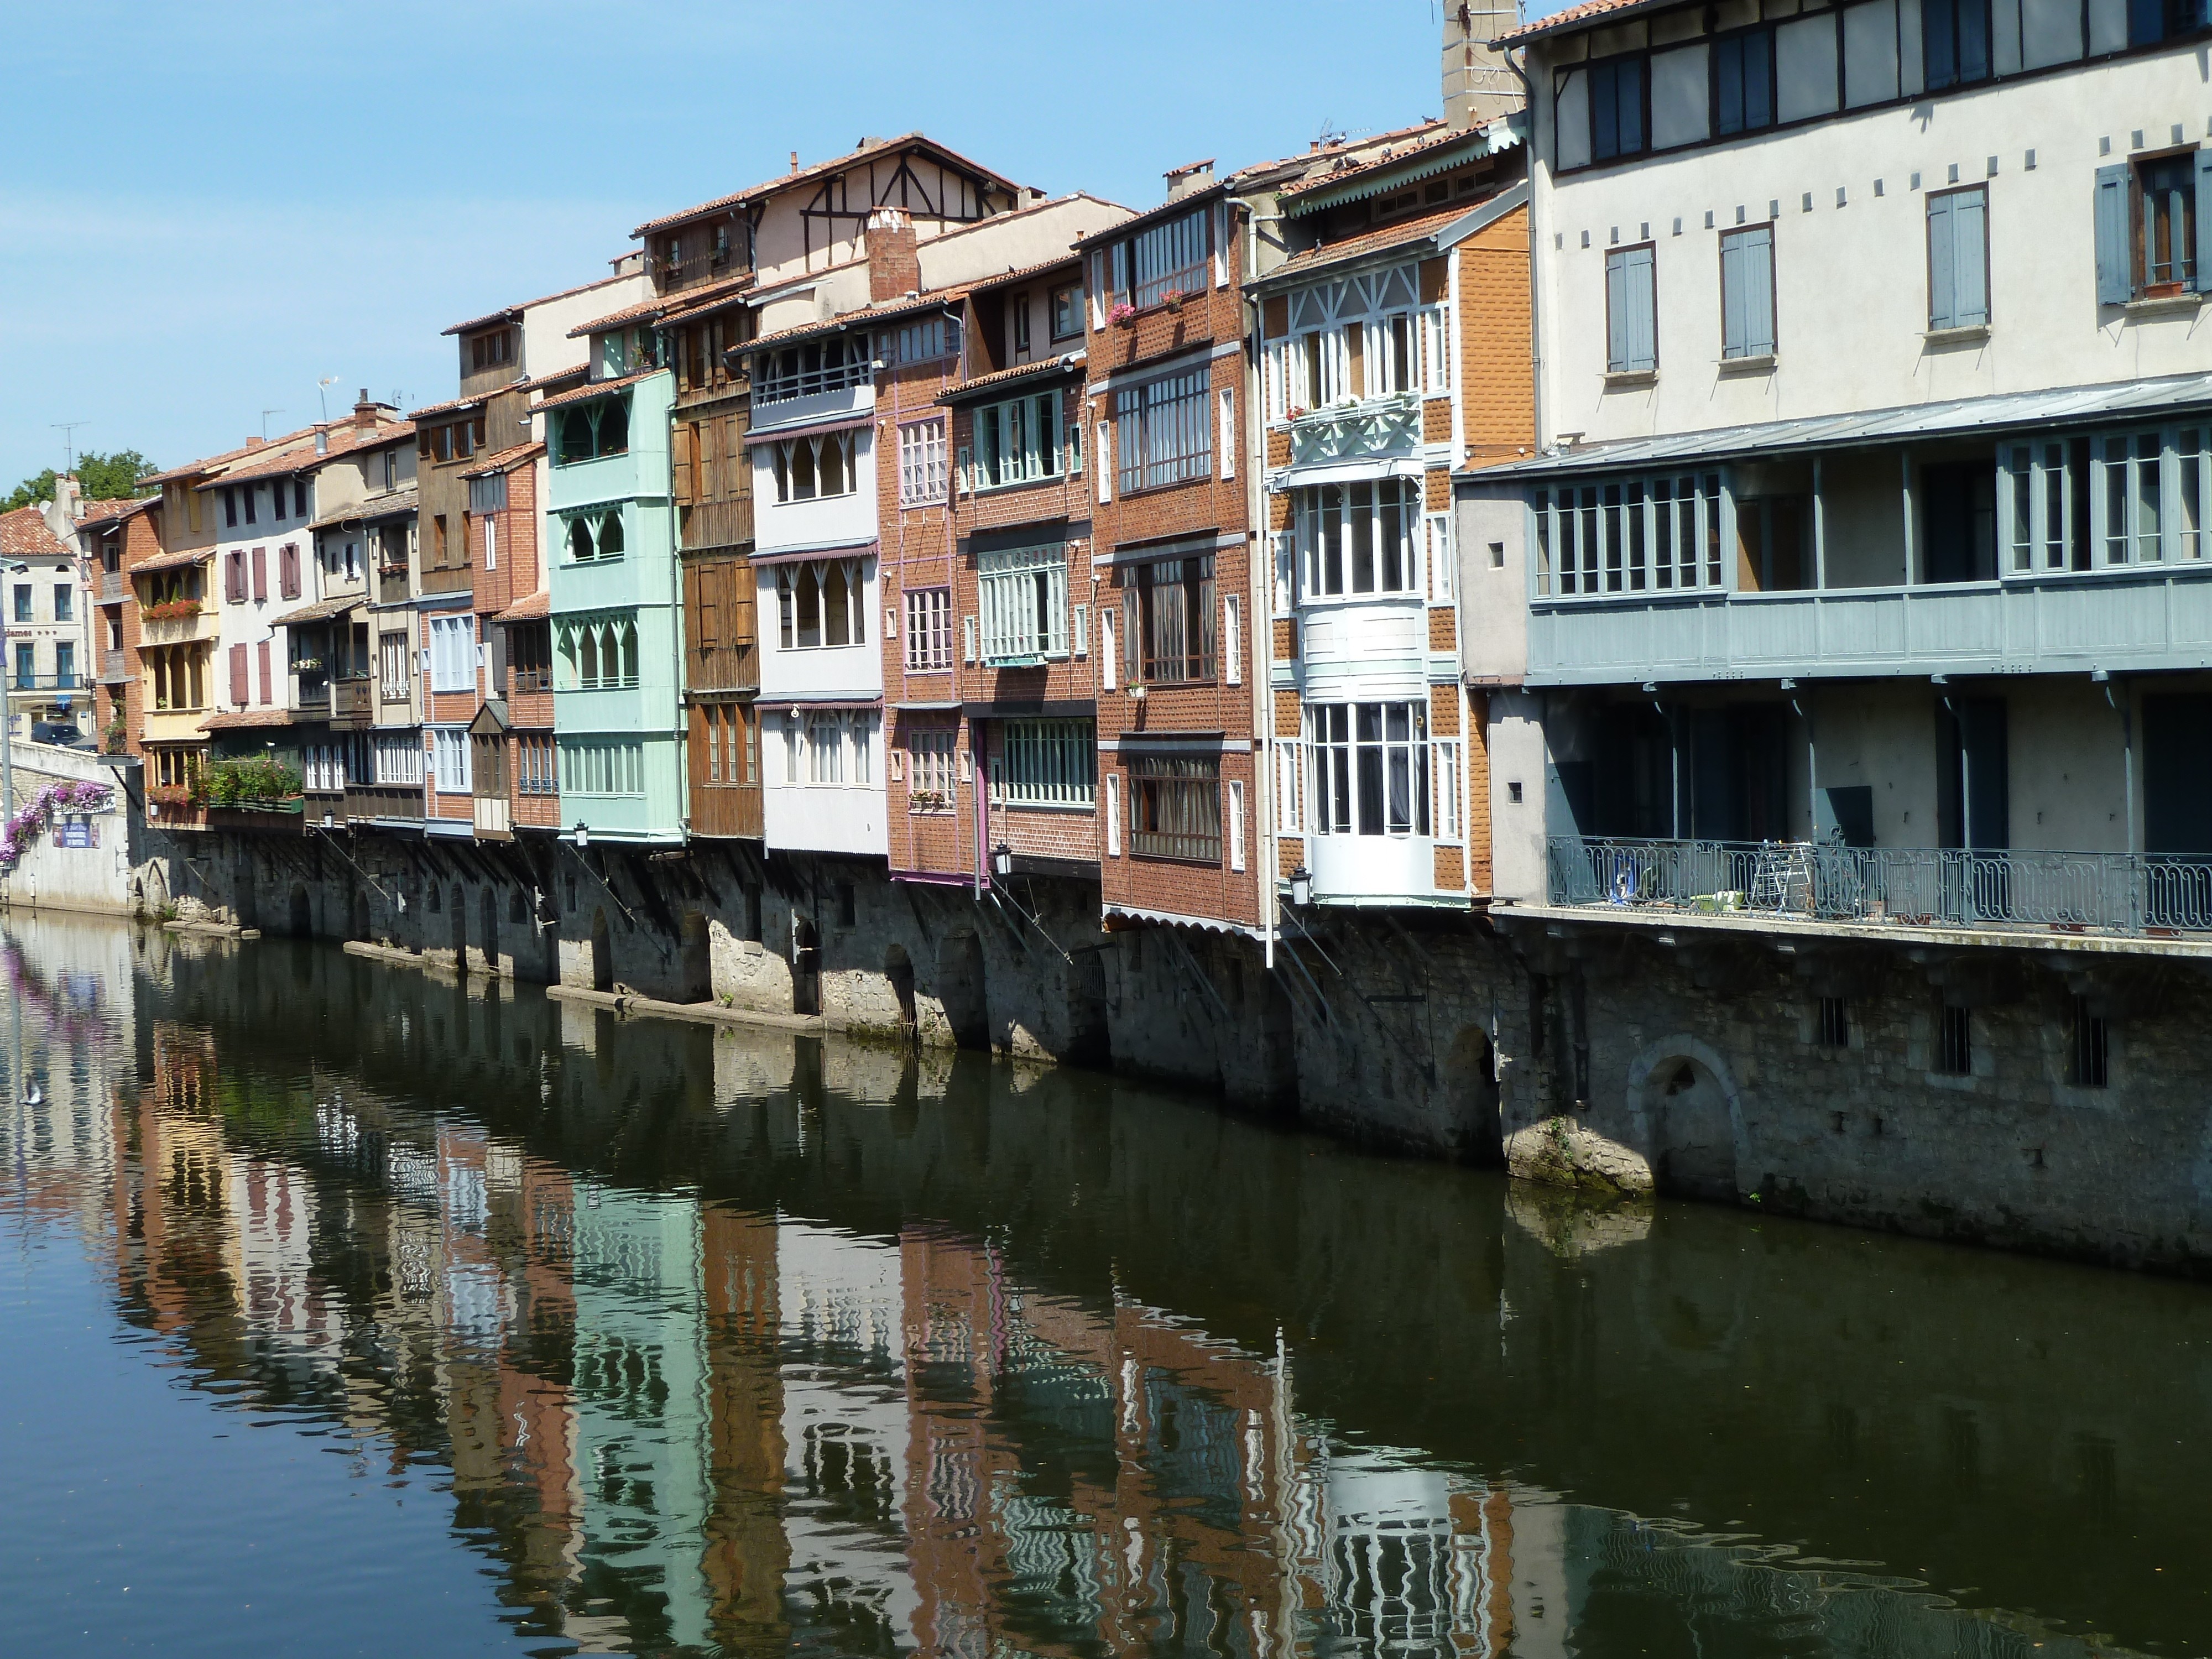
[2,449,158,513]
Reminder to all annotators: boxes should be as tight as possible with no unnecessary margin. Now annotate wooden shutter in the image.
[255,640,271,705]
[1736,228,1775,356]
[1953,191,1987,326]
[2095,163,2131,305]
[279,542,299,599]
[229,643,248,704]
[1927,191,1957,329]
[1612,246,1656,371]
[226,551,244,602]
[251,546,267,602]
[672,420,694,503]
[2196,148,2212,294]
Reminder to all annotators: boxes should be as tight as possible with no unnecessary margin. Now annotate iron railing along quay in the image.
[1547,836,2212,937]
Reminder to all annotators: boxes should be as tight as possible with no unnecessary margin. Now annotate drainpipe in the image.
[1506,48,1546,452]
[2098,666,2133,852]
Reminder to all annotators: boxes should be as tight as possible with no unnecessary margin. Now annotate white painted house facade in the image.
[1479,0,2212,927]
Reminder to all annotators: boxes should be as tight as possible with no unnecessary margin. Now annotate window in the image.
[2130,0,2212,45]
[1307,702,1431,837]
[2002,437,2095,571]
[425,615,473,692]
[223,487,239,528]
[556,617,639,690]
[1429,515,1456,600]
[9,584,28,622]
[278,544,300,601]
[517,734,557,796]
[373,733,422,785]
[244,486,257,526]
[1050,284,1083,341]
[378,633,411,701]
[1000,719,1094,806]
[1434,737,1462,840]
[904,586,953,670]
[1296,480,1419,598]
[899,418,947,504]
[979,544,1069,664]
[2069,997,2110,1087]
[1128,754,1221,862]
[776,559,867,649]
[1922,0,1991,92]
[1712,28,1774,135]
[12,641,32,690]
[771,430,857,502]
[908,726,958,806]
[1936,1003,1973,1076]
[383,450,398,492]
[1605,244,1658,373]
[50,582,74,623]
[553,397,630,465]
[2142,154,2197,291]
[469,330,513,372]
[1115,369,1211,493]
[754,333,874,403]
[886,318,954,364]
[1927,187,1990,331]
[1013,298,1032,357]
[565,513,625,562]
[1121,210,1209,309]
[1589,55,1646,163]
[1818,996,1851,1050]
[558,738,644,796]
[293,480,308,518]
[1719,225,1776,359]
[509,622,551,691]
[975,392,1063,488]
[467,473,507,515]
[797,712,869,784]
[1130,554,1215,682]
[2096,154,2209,302]
[53,641,74,689]
[1228,778,1245,870]
[430,727,472,795]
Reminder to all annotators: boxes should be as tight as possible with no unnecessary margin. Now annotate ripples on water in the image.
[1,914,2205,1657]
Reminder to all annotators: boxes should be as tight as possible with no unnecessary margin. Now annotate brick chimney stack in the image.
[1444,0,1524,128]
[354,388,377,433]
[865,206,920,302]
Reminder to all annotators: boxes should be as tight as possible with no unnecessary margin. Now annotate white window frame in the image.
[1116,369,1212,494]
[904,586,953,670]
[1296,479,1422,599]
[1224,592,1241,685]
[908,726,958,807]
[898,417,947,506]
[427,614,475,693]
[775,559,868,650]
[429,726,472,796]
[977,543,1070,664]
[1104,771,1122,855]
[1427,513,1454,602]
[999,718,1096,807]
[975,391,1063,490]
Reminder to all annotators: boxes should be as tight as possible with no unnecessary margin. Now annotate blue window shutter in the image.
[2195,148,2212,292]
[1627,244,1657,371]
[1955,189,1989,325]
[2095,163,2132,305]
[1746,228,1776,356]
[1721,234,1746,357]
[1606,253,1630,371]
[1927,192,1957,330]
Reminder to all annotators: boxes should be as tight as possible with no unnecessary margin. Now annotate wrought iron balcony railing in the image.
[1547,836,2212,937]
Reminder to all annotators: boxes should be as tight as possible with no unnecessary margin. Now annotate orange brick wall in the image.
[1455,203,1535,471]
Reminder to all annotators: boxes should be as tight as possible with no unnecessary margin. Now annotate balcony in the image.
[142,706,208,745]
[1282,393,1422,473]
[1549,836,2212,941]
[377,565,410,606]
[343,781,425,823]
[301,789,347,832]
[8,673,81,695]
[100,649,128,686]
[655,243,746,295]
[142,609,215,646]
[679,497,754,551]
[472,795,511,839]
[98,570,125,603]
[291,676,373,728]
[689,781,761,839]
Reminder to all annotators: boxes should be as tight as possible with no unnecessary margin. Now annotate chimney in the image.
[1163,158,1216,202]
[244,436,264,449]
[1444,0,1525,129]
[865,206,919,303]
[354,387,377,433]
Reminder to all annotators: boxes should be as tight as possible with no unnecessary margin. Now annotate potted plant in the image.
[1161,288,1185,314]
[1109,301,1137,330]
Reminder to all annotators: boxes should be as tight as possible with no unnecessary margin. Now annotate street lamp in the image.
[1,559,31,832]
[573,821,589,850]
[990,841,1013,880]
[1288,865,1313,907]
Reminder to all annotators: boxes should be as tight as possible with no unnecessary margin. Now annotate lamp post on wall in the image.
[1288,865,1313,908]
[990,841,1013,881]
[1,560,32,830]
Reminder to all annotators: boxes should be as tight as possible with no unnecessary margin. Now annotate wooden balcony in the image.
[301,789,346,832]
[686,641,758,695]
[472,795,512,840]
[343,780,424,823]
[419,562,471,596]
[679,497,753,551]
[97,570,126,602]
[689,781,761,839]
[99,649,128,686]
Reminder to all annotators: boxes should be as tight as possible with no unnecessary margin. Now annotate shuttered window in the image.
[1604,244,1658,372]
[1719,225,1776,359]
[255,640,271,706]
[1926,187,1990,330]
[251,546,268,602]
[279,542,301,600]
[228,643,248,705]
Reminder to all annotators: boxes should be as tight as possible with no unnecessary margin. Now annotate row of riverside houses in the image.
[85,0,2212,1022]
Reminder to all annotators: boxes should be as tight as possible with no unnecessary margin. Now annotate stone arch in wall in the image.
[450,884,468,976]
[1064,946,1110,1067]
[286,881,312,940]
[589,907,614,992]
[1626,1035,1747,1202]
[936,930,989,1050]
[791,916,821,1016]
[481,886,499,977]
[350,888,371,943]
[1444,1024,1502,1166]
[885,943,918,1041]
[678,911,712,1004]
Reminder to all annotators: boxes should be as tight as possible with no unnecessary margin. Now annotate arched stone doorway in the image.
[678,911,712,1004]
[1065,946,1110,1067]
[286,883,312,940]
[935,930,988,1049]
[885,942,917,1041]
[1445,1025,1501,1166]
[589,907,614,992]
[791,916,821,1016]
[1630,1041,1744,1201]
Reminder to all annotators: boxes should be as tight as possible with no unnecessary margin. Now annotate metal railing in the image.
[752,355,873,408]
[1548,836,2212,936]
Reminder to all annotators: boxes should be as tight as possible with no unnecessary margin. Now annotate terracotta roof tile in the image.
[310,483,418,531]
[632,133,1029,239]
[406,393,486,422]
[200,707,296,731]
[1496,0,1652,43]
[655,272,761,329]
[495,589,550,622]
[747,287,972,354]
[189,419,407,487]
[75,496,158,526]
[144,425,324,486]
[127,546,212,575]
[567,291,676,339]
[0,505,68,557]
[1260,199,1502,284]
[531,369,663,414]
[939,352,1085,406]
[441,267,649,336]
[461,440,545,479]
[1276,123,1480,207]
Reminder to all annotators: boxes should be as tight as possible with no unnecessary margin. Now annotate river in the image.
[1,911,2204,1656]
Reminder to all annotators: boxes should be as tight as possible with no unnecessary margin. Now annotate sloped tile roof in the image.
[461,440,545,479]
[1496,0,1652,43]
[531,369,662,414]
[0,505,68,557]
[495,589,550,622]
[200,707,296,731]
[632,133,1029,238]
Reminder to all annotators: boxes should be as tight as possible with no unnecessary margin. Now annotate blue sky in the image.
[0,0,1450,489]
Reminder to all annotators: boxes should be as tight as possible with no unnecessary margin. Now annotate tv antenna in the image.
[260,407,285,439]
[51,421,87,475]
[317,377,338,423]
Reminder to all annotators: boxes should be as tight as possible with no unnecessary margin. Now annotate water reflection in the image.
[1,914,2204,1657]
